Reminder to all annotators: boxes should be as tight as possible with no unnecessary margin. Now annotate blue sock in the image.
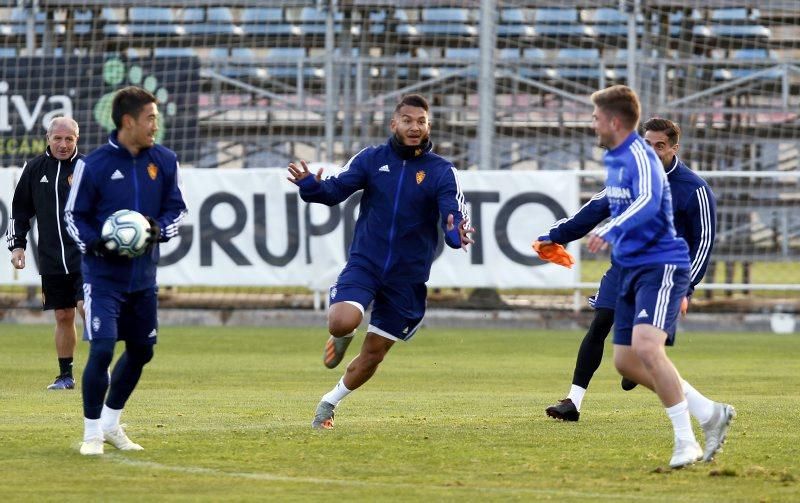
[106,343,154,410]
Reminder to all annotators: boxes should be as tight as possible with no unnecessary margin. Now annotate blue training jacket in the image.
[543,156,716,296]
[555,132,689,268]
[297,137,469,282]
[65,132,188,292]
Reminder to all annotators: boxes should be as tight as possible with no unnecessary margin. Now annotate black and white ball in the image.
[101,209,150,258]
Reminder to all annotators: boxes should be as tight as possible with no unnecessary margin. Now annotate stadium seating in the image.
[533,8,594,39]
[707,8,771,40]
[241,8,299,36]
[127,8,184,37]
[713,49,782,81]
[497,8,534,38]
[181,7,241,36]
[417,8,476,37]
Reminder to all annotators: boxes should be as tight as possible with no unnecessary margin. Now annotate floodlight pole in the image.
[478,0,496,170]
[324,1,336,163]
[625,0,641,93]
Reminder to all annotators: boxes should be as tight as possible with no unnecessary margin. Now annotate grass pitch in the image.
[1,324,798,501]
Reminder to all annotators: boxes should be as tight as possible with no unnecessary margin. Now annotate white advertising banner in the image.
[0,168,581,289]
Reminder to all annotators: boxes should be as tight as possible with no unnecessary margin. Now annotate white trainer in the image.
[669,437,703,469]
[80,438,104,456]
[701,403,736,462]
[103,425,144,451]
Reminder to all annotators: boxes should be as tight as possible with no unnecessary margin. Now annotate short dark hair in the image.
[642,117,681,146]
[111,86,158,129]
[590,85,641,129]
[394,94,429,114]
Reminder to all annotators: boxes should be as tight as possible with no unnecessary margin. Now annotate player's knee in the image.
[126,344,154,366]
[88,339,115,368]
[587,308,614,343]
[54,308,75,325]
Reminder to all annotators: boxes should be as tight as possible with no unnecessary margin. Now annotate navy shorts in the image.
[588,262,621,310]
[613,264,690,346]
[41,273,83,310]
[329,262,427,342]
[83,283,158,344]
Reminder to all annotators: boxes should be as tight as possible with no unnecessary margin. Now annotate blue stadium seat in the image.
[497,8,534,37]
[583,8,643,38]
[128,7,183,36]
[298,7,344,36]
[181,7,240,36]
[713,49,781,81]
[72,8,125,36]
[417,8,476,37]
[551,48,602,81]
[267,47,319,80]
[706,8,771,39]
[0,47,17,57]
[519,48,549,80]
[7,7,64,36]
[153,47,197,58]
[534,8,593,37]
[241,7,298,36]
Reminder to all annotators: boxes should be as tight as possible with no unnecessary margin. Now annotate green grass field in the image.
[1,325,798,501]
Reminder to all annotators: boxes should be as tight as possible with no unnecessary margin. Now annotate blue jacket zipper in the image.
[382,160,406,276]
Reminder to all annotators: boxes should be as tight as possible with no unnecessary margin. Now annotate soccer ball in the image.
[101,209,151,258]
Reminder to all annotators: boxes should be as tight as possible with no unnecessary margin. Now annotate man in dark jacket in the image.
[288,94,474,430]
[7,117,85,390]
[65,86,187,455]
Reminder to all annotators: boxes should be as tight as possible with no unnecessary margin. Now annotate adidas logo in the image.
[378,165,390,173]
[148,329,157,338]
[402,326,409,334]
[637,309,649,319]
[40,175,48,183]
[110,170,124,180]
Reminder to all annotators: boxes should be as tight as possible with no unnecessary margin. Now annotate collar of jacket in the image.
[388,134,433,160]
[107,130,153,159]
[44,145,80,163]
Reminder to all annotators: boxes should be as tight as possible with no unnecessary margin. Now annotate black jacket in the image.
[6,147,83,275]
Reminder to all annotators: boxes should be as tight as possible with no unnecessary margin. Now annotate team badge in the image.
[330,286,337,300]
[416,170,426,185]
[92,316,101,333]
[147,163,158,180]
[67,174,73,186]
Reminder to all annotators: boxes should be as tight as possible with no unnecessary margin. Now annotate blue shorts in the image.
[330,262,427,342]
[588,262,621,310]
[613,264,690,346]
[83,284,158,344]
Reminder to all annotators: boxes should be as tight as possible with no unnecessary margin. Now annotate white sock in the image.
[566,384,587,411]
[100,405,122,433]
[321,377,352,407]
[83,417,102,442]
[665,400,695,444]
[682,380,715,424]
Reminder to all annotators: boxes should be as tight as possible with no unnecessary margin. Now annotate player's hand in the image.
[447,214,475,250]
[587,233,608,253]
[680,296,689,318]
[89,239,120,259]
[145,216,161,245]
[532,240,575,269]
[287,160,322,185]
[10,248,25,269]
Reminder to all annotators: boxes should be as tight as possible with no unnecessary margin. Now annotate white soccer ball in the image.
[101,209,151,258]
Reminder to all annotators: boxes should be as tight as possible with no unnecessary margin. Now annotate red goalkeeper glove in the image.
[532,241,575,269]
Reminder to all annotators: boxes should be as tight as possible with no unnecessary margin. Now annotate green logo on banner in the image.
[92,58,177,143]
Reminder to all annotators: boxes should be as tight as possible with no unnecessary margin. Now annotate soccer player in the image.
[287,94,474,430]
[584,85,732,468]
[544,117,717,421]
[7,117,85,390]
[65,86,187,455]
